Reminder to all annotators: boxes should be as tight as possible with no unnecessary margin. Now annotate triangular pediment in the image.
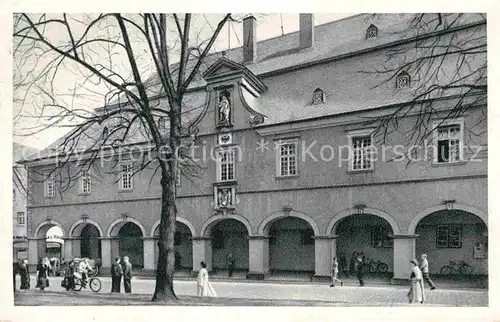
[203,57,267,94]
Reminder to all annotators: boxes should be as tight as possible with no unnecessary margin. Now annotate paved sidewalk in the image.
[14,275,488,306]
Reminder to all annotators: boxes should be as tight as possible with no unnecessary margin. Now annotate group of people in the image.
[330,252,366,287]
[330,252,437,305]
[13,257,54,292]
[110,256,133,293]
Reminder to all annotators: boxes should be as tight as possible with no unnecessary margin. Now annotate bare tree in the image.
[361,13,486,156]
[13,13,234,301]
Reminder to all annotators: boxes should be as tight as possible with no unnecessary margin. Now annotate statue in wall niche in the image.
[217,187,232,208]
[218,92,231,125]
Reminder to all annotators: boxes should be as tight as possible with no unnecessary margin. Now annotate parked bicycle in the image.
[362,259,389,273]
[440,260,474,276]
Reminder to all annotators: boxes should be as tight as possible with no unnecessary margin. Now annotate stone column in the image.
[143,237,156,272]
[247,236,270,280]
[191,237,212,274]
[391,234,417,284]
[63,238,73,260]
[313,236,337,280]
[27,238,38,270]
[99,237,112,274]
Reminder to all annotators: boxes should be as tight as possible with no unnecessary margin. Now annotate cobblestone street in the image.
[14,275,487,306]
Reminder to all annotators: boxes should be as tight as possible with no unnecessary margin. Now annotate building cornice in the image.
[27,173,486,209]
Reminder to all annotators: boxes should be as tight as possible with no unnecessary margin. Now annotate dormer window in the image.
[366,24,378,39]
[312,88,325,105]
[158,116,166,132]
[396,71,411,89]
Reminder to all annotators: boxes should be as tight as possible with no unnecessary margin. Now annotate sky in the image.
[13,13,355,151]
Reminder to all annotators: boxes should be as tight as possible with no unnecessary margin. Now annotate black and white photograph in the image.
[1,2,499,321]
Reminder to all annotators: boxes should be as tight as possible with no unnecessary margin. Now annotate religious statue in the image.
[217,188,232,208]
[218,93,231,125]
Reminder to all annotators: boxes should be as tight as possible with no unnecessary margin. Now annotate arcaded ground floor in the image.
[24,178,488,283]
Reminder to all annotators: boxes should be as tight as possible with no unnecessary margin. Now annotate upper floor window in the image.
[312,88,325,105]
[216,149,235,182]
[120,163,133,190]
[348,130,375,171]
[44,172,55,197]
[17,212,25,225]
[158,116,166,132]
[435,120,464,164]
[81,169,92,194]
[276,139,298,177]
[366,24,378,39]
[396,71,411,89]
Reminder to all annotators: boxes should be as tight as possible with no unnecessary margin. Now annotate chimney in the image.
[243,15,257,64]
[299,13,314,50]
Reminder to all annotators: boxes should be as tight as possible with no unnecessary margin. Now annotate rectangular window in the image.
[44,173,55,197]
[351,135,374,171]
[371,226,393,248]
[81,169,91,194]
[436,224,462,248]
[120,164,133,190]
[436,124,463,163]
[17,212,25,225]
[217,150,235,182]
[277,140,298,177]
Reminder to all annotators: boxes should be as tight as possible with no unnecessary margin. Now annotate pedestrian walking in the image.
[13,261,18,292]
[227,253,235,278]
[407,259,425,304]
[19,259,30,290]
[122,256,133,293]
[349,251,358,276]
[330,257,343,287]
[111,257,123,293]
[420,254,436,290]
[197,261,217,297]
[36,257,50,291]
[63,260,76,291]
[355,254,365,286]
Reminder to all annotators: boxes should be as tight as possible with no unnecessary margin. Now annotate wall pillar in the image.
[192,237,212,274]
[247,236,269,280]
[63,238,73,260]
[99,237,112,274]
[27,238,39,270]
[391,234,417,285]
[313,236,337,279]
[72,237,81,258]
[143,237,156,271]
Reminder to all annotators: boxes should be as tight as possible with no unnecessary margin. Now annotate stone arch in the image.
[326,207,400,236]
[408,203,487,235]
[107,216,146,237]
[258,210,320,236]
[201,213,253,237]
[150,217,196,237]
[34,219,66,237]
[69,218,104,237]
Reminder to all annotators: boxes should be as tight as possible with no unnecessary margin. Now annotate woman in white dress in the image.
[407,259,426,304]
[197,261,217,297]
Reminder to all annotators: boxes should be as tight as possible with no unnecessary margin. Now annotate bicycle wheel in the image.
[440,266,452,276]
[73,279,82,291]
[378,263,388,273]
[459,264,472,275]
[89,278,102,293]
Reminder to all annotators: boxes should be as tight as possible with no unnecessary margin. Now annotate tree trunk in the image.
[152,171,178,301]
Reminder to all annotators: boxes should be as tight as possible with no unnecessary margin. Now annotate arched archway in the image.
[108,217,145,268]
[260,212,318,275]
[152,220,193,272]
[414,209,488,277]
[34,220,65,262]
[70,219,104,260]
[332,212,395,275]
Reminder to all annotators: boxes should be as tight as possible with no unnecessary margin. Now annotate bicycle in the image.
[73,274,102,292]
[368,259,389,273]
[440,260,474,276]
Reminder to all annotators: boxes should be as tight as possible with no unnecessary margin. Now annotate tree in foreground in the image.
[14,13,233,301]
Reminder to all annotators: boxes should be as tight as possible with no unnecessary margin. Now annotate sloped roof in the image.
[26,13,486,162]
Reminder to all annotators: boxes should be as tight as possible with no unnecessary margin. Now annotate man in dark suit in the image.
[111,257,123,293]
[18,259,30,289]
[122,256,133,293]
